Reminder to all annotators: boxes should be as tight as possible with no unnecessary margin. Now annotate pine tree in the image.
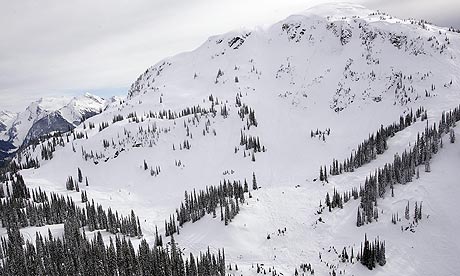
[66,176,75,190]
[418,202,423,220]
[356,208,363,227]
[224,203,229,226]
[405,201,410,220]
[324,166,328,182]
[77,168,83,183]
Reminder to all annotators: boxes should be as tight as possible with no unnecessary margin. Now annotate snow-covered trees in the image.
[81,190,88,203]
[320,105,460,227]
[358,235,386,270]
[322,107,427,178]
[66,176,75,190]
[414,201,423,223]
[237,103,258,128]
[0,172,143,240]
[0,168,226,276]
[77,167,83,182]
[240,131,264,153]
[324,188,347,211]
[0,219,225,276]
[405,201,410,220]
[319,165,328,182]
[166,178,249,237]
[112,114,124,123]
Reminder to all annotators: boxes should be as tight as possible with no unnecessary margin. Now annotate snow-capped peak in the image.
[60,93,106,125]
[30,96,72,113]
[1,93,108,148]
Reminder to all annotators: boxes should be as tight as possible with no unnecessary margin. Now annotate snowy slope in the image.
[6,3,460,275]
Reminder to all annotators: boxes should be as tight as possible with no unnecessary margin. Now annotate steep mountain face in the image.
[5,4,460,276]
[23,112,75,144]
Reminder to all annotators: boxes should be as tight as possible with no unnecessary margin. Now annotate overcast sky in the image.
[1,0,459,112]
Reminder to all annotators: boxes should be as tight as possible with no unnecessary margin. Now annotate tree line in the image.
[320,107,426,180]
[322,105,460,227]
[0,214,225,276]
[0,170,227,275]
[165,175,256,237]
[356,111,455,226]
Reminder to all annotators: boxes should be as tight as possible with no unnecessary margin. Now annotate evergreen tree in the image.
[77,168,83,183]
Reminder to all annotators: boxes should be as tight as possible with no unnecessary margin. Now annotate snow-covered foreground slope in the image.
[176,136,460,276]
[4,3,460,275]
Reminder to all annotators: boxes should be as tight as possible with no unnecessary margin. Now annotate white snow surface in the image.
[7,4,460,275]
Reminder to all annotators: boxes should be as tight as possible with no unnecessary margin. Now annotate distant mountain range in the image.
[0,93,122,165]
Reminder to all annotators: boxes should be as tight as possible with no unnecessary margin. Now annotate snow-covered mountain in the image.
[0,111,17,165]
[3,3,460,275]
[128,3,458,111]
[0,93,112,156]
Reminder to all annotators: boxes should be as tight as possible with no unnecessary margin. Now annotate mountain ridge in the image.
[127,2,459,115]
